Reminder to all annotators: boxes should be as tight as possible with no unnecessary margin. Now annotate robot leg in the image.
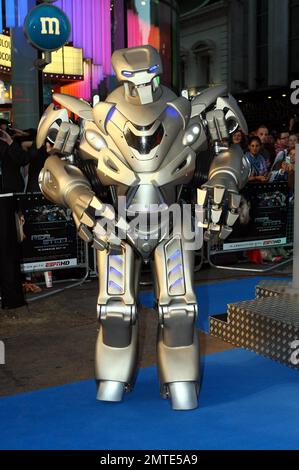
[154,237,200,410]
[95,242,141,402]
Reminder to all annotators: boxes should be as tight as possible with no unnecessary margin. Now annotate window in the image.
[192,41,214,90]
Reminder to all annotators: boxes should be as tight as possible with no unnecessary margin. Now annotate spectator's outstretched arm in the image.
[0,130,30,166]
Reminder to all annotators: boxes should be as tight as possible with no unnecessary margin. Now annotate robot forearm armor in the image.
[206,145,251,192]
[39,155,96,216]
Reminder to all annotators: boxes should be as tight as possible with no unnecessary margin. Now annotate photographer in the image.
[0,130,29,310]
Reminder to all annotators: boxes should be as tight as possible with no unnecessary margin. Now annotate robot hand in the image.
[36,103,80,154]
[52,122,80,155]
[195,145,250,241]
[67,188,129,253]
[39,155,121,251]
[196,183,241,241]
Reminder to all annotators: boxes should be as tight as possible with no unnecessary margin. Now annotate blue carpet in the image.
[139,276,290,332]
[0,348,298,450]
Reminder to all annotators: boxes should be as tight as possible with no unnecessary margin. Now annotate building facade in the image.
[0,0,179,128]
[180,0,297,130]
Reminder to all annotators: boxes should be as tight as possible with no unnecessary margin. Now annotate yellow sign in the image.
[0,34,11,68]
[43,46,83,76]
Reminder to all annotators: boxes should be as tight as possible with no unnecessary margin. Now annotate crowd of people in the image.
[0,115,297,309]
[0,119,57,309]
[229,123,296,264]
[231,124,297,195]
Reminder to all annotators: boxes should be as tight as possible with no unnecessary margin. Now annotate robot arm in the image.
[190,86,248,154]
[197,145,251,241]
[37,98,117,250]
[36,103,81,156]
[190,86,250,241]
[39,156,114,250]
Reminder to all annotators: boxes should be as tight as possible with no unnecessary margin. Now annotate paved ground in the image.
[0,262,292,397]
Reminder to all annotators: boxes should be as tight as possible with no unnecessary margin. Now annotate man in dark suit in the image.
[0,130,30,309]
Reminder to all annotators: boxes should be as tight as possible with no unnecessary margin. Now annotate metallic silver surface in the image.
[96,381,126,402]
[54,122,80,155]
[111,46,163,105]
[206,145,251,193]
[53,93,93,121]
[190,85,227,117]
[37,45,249,409]
[36,103,69,149]
[154,235,200,409]
[210,282,299,371]
[168,382,199,411]
[94,242,139,393]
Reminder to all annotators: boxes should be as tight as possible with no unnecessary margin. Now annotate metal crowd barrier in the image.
[206,200,294,274]
[15,193,90,302]
[24,239,90,303]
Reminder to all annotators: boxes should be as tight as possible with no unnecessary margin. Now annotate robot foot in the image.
[96,380,126,402]
[167,382,199,411]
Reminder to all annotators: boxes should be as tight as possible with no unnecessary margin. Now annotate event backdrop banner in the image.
[223,182,289,251]
[16,194,78,272]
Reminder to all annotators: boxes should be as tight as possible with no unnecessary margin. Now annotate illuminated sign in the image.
[0,32,82,79]
[43,46,83,77]
[24,4,71,52]
[0,34,11,68]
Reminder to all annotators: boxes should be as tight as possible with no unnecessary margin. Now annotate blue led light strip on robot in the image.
[170,277,183,290]
[109,266,122,278]
[168,263,183,277]
[168,249,181,263]
[166,106,179,119]
[108,280,122,292]
[104,107,116,129]
[110,255,123,265]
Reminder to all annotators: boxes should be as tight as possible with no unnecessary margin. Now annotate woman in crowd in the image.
[230,128,247,151]
[272,133,298,170]
[245,136,268,182]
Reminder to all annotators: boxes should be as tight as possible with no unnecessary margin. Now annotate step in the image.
[256,280,295,299]
[209,294,299,370]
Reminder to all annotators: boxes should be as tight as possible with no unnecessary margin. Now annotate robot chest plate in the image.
[81,107,196,191]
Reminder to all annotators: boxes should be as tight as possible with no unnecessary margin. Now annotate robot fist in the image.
[196,185,241,241]
[74,195,127,253]
[36,103,79,155]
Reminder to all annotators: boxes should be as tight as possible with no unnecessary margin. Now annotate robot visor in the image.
[124,124,164,155]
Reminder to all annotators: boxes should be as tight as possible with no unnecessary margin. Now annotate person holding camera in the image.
[0,129,29,310]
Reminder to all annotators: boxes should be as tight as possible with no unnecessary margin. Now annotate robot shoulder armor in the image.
[190,85,227,117]
[36,103,69,149]
[93,101,116,135]
[53,93,93,121]
[167,96,191,130]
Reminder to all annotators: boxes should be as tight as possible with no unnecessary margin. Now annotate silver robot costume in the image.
[37,45,250,410]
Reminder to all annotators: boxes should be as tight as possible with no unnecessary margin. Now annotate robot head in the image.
[111,45,163,105]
